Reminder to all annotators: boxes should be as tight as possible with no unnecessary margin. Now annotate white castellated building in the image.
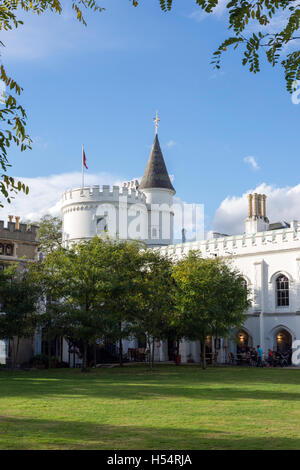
[60,127,300,365]
[159,193,300,363]
[61,133,175,248]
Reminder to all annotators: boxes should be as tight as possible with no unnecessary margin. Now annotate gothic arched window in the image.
[276,274,289,307]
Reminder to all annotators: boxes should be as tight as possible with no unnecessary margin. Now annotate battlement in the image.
[0,220,39,242]
[61,185,147,207]
[159,222,300,259]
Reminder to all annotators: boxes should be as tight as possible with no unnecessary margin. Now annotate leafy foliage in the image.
[134,249,174,369]
[33,214,62,254]
[28,247,67,368]
[0,264,39,368]
[172,251,250,369]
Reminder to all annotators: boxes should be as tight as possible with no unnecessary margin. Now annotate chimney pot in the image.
[253,193,258,217]
[247,194,253,218]
[15,216,20,230]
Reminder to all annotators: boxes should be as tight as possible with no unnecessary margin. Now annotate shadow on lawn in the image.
[0,367,300,402]
[0,415,299,450]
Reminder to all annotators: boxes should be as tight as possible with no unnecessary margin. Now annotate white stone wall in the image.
[62,185,149,245]
[159,222,300,362]
[61,185,174,247]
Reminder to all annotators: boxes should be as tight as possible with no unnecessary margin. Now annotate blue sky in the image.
[2,0,300,234]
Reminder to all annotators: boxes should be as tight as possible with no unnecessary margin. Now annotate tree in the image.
[102,239,147,367]
[172,251,250,370]
[0,265,38,368]
[153,0,300,93]
[34,214,62,255]
[0,1,103,206]
[134,250,174,370]
[53,238,114,371]
[28,249,67,368]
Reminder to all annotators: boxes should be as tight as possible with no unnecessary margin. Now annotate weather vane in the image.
[153,110,160,135]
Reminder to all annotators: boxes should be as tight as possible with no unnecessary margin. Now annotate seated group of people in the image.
[266,348,291,367]
[231,346,292,367]
[230,344,264,366]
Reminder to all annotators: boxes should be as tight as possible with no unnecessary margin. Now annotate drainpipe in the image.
[260,261,265,351]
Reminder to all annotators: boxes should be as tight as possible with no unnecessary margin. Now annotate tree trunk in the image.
[147,335,152,371]
[11,338,15,370]
[93,343,97,368]
[151,337,155,370]
[47,332,51,369]
[176,339,180,366]
[201,336,206,370]
[82,341,88,372]
[15,337,20,369]
[119,337,123,367]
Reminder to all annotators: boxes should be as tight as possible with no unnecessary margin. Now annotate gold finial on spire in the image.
[153,110,160,135]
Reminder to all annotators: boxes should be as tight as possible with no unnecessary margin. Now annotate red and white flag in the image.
[82,146,88,170]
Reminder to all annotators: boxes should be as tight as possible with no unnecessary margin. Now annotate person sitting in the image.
[246,350,251,365]
[228,352,235,364]
[267,349,274,367]
[250,348,257,366]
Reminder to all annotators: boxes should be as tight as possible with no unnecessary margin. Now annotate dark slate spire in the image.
[139,134,175,192]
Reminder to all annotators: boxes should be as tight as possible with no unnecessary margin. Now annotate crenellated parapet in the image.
[159,222,300,259]
[61,185,146,209]
[61,185,150,245]
[0,220,39,242]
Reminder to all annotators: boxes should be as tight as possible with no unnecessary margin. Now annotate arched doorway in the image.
[275,329,292,354]
[236,330,252,353]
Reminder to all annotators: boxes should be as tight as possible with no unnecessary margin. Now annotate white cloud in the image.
[165,140,176,148]
[32,136,49,150]
[0,9,129,61]
[213,182,300,235]
[0,171,123,222]
[188,0,228,22]
[244,156,260,171]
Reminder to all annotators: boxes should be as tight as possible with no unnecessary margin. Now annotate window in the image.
[276,274,289,307]
[5,245,13,256]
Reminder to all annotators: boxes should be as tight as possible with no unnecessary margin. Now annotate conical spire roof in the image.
[139,134,175,192]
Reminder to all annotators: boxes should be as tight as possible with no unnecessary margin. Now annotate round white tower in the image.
[61,115,175,248]
[61,184,148,247]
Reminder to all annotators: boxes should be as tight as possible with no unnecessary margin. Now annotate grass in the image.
[0,365,299,449]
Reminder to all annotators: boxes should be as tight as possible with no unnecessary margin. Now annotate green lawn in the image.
[0,365,299,450]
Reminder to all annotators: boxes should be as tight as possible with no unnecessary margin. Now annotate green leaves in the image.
[283,50,300,92]
[0,267,39,368]
[172,251,250,343]
[30,214,62,255]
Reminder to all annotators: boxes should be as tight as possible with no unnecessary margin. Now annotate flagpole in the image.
[82,144,84,189]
